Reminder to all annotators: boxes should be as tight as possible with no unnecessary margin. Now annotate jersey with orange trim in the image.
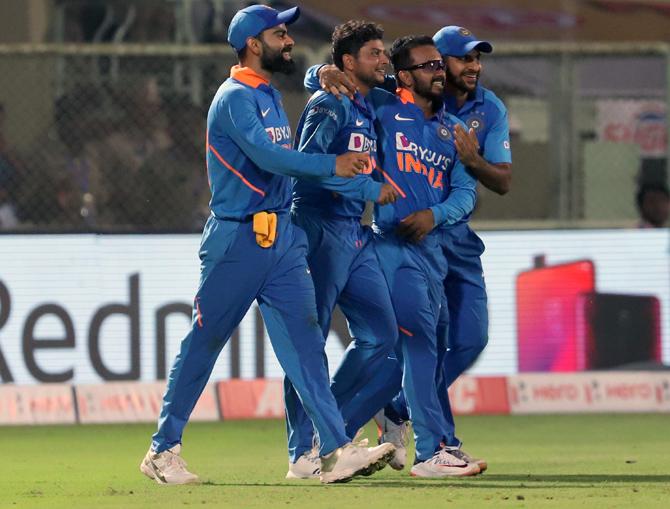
[206,66,337,220]
[367,88,477,233]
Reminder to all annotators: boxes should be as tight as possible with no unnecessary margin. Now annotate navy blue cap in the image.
[433,26,493,57]
[227,4,300,52]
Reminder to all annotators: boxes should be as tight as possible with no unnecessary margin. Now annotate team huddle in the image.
[140,4,512,485]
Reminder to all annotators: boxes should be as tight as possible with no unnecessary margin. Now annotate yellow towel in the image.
[252,211,277,248]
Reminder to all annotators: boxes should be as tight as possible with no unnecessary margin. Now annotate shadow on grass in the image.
[199,474,670,489]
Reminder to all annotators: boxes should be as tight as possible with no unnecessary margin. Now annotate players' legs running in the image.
[374,234,449,463]
[331,240,398,414]
[151,219,260,453]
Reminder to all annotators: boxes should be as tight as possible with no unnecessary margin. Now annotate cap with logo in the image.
[433,26,493,57]
[227,4,300,52]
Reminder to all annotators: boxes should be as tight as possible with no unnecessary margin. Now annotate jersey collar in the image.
[396,87,415,104]
[230,65,270,89]
[444,86,484,115]
[397,87,444,121]
[353,91,376,121]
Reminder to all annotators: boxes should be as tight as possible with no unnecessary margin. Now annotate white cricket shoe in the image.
[447,446,488,473]
[286,449,321,479]
[140,444,199,484]
[319,442,396,484]
[410,447,480,478]
[374,410,409,470]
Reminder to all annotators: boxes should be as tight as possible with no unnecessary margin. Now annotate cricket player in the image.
[140,4,394,485]
[368,35,482,477]
[285,20,400,479]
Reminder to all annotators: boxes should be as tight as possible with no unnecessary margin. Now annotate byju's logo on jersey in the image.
[265,125,292,145]
[395,132,416,152]
[309,105,338,122]
[395,132,451,171]
[348,133,377,152]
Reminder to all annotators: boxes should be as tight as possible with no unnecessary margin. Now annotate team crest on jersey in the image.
[348,133,377,152]
[437,125,451,141]
[466,116,485,133]
[459,28,471,36]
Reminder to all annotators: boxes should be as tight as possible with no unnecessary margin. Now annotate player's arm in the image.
[453,111,512,195]
[304,65,396,98]
[297,95,384,202]
[397,159,477,243]
[430,159,478,226]
[218,88,363,178]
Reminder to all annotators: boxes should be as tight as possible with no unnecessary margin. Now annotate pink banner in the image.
[508,372,670,413]
[0,384,75,425]
[75,381,219,423]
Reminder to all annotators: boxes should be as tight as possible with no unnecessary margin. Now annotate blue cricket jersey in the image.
[442,85,512,165]
[206,66,337,221]
[367,88,477,232]
[292,90,382,219]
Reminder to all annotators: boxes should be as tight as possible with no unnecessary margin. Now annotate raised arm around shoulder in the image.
[220,87,335,178]
[304,64,325,94]
[430,159,477,226]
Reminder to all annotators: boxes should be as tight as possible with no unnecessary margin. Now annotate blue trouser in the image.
[285,211,397,461]
[434,223,488,446]
[372,230,449,462]
[152,213,349,457]
[386,223,488,446]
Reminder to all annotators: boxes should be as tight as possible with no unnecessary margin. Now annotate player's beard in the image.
[414,75,445,103]
[260,42,296,75]
[446,66,476,94]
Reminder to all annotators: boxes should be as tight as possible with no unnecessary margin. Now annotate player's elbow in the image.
[494,166,512,195]
[496,179,511,196]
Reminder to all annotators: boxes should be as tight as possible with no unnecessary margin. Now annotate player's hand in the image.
[335,152,368,178]
[396,209,435,243]
[454,123,483,168]
[376,184,399,205]
[318,64,357,100]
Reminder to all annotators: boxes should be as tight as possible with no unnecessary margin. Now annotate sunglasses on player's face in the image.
[402,59,445,72]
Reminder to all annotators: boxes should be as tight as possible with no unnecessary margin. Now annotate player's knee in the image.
[462,336,488,367]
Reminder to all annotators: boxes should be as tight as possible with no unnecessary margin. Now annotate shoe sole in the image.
[358,447,396,477]
[409,463,480,478]
[320,445,396,484]
[285,471,320,480]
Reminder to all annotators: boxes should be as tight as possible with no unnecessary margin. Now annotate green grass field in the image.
[2,414,669,509]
